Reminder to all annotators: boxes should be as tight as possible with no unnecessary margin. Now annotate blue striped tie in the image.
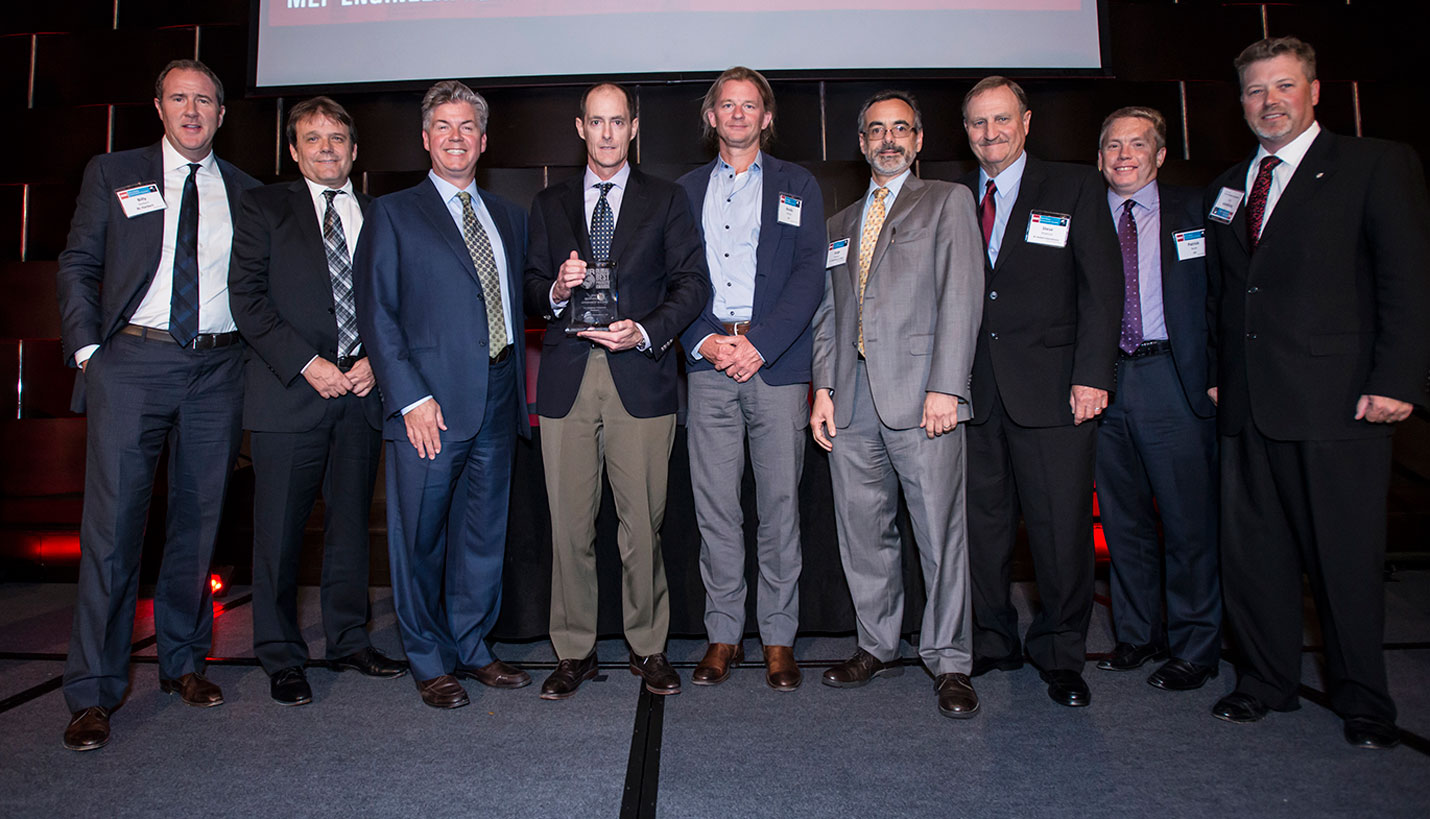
[168,162,201,347]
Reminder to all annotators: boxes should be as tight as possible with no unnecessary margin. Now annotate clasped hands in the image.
[303,357,375,399]
[700,335,762,383]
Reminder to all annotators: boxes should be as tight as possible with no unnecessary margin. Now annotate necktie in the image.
[322,190,359,358]
[979,178,997,251]
[1117,199,1143,355]
[169,162,201,347]
[1247,154,1282,251]
[456,191,507,353]
[857,186,889,357]
[590,182,615,263]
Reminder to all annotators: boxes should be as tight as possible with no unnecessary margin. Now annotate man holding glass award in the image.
[524,82,709,700]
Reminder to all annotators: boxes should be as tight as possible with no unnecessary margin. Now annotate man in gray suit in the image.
[810,90,985,718]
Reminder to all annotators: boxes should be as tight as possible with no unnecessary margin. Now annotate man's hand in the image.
[403,399,446,460]
[1207,387,1218,406]
[700,335,736,369]
[1070,384,1109,425]
[1355,393,1414,424]
[715,336,763,383]
[346,358,377,397]
[551,251,587,303]
[578,319,643,352]
[811,389,837,452]
[921,392,960,439]
[303,358,354,399]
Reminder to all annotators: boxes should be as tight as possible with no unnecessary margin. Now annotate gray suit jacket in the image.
[812,174,984,430]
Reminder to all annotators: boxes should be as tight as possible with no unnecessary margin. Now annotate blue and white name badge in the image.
[116,183,166,218]
[1025,210,1071,248]
[826,238,850,268]
[1173,229,1206,261]
[777,193,802,227]
[1207,187,1242,225]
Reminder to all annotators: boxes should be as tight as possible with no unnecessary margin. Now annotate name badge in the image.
[1208,187,1242,225]
[826,238,850,268]
[116,183,165,218]
[1173,229,1206,260]
[1025,210,1071,248]
[777,193,802,227]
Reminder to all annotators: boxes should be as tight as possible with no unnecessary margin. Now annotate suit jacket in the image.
[229,179,383,432]
[676,155,828,386]
[1205,130,1430,440]
[353,176,530,442]
[812,174,984,430]
[1142,182,1216,418]
[957,155,1121,428]
[523,165,709,419]
[56,141,260,412]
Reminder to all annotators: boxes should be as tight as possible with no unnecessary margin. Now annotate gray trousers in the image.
[686,369,808,646]
[828,362,972,676]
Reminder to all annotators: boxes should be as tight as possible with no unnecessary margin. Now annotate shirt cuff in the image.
[691,333,716,360]
[300,354,320,374]
[635,322,652,353]
[75,344,99,367]
[549,283,567,316]
[401,395,433,415]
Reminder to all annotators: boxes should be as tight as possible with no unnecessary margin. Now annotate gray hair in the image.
[421,80,489,133]
[857,90,923,134]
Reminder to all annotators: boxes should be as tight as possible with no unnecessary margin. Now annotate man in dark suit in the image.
[353,80,531,709]
[56,59,259,751]
[525,82,709,700]
[229,97,408,707]
[676,67,826,692]
[957,76,1121,708]
[1091,107,1220,691]
[1205,37,1430,749]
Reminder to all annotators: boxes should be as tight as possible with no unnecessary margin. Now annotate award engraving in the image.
[565,261,619,335]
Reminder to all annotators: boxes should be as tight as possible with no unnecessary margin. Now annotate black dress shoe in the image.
[540,653,599,701]
[822,648,904,688]
[415,674,469,709]
[970,652,1024,678]
[270,666,313,706]
[63,706,110,752]
[1096,642,1168,672]
[630,652,681,695]
[455,659,532,689]
[333,647,409,679]
[1211,691,1269,724]
[1039,669,1091,707]
[934,673,980,719]
[1343,716,1400,750]
[159,672,224,707]
[1147,658,1217,691]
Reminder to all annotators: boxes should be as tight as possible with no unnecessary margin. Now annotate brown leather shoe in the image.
[821,648,903,688]
[415,674,470,709]
[629,651,681,695]
[763,645,802,692]
[540,653,599,700]
[63,706,110,751]
[935,673,980,719]
[455,659,532,689]
[691,643,744,686]
[159,672,224,707]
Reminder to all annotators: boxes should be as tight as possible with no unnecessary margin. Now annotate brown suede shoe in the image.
[455,659,532,689]
[415,674,470,709]
[821,648,903,688]
[762,645,801,692]
[63,706,110,751]
[691,643,744,686]
[935,673,980,719]
[159,672,224,707]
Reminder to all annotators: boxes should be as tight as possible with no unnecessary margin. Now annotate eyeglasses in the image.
[863,123,916,140]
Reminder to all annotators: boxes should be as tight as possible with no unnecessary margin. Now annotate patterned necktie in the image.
[456,191,507,353]
[590,182,615,263]
[1117,199,1143,355]
[1247,154,1282,251]
[857,186,889,356]
[979,178,997,251]
[322,190,359,358]
[169,162,201,347]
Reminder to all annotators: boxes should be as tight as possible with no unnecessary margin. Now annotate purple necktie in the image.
[1117,199,1142,355]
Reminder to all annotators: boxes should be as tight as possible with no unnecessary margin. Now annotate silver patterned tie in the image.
[322,190,359,358]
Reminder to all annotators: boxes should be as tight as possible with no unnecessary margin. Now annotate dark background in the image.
[1,1,1425,638]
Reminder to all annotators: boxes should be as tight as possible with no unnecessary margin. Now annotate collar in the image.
[161,136,216,175]
[303,176,355,203]
[866,168,912,201]
[584,162,632,192]
[713,151,763,178]
[428,170,478,205]
[1108,179,1159,213]
[1253,120,1321,173]
[978,150,1027,194]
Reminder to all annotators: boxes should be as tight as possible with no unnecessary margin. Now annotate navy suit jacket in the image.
[523,165,709,419]
[676,154,828,386]
[353,176,530,442]
[56,141,260,412]
[1148,183,1216,418]
[229,179,383,432]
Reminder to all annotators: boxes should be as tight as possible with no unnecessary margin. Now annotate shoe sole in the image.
[159,684,224,708]
[272,696,313,706]
[334,666,409,679]
[766,678,802,692]
[421,697,470,709]
[1147,674,1215,691]
[1211,709,1265,724]
[62,738,108,752]
[938,703,980,719]
[454,671,533,689]
[821,665,904,688]
[629,665,681,695]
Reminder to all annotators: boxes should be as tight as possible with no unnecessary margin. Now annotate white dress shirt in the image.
[1244,120,1321,234]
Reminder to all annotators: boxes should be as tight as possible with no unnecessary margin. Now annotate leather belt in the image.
[336,353,366,372]
[120,323,240,350]
[1120,339,1172,359]
[490,345,513,364]
[722,321,751,336]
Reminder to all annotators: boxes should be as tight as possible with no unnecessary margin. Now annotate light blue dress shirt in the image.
[977,150,1028,267]
[703,153,763,323]
[1107,180,1168,343]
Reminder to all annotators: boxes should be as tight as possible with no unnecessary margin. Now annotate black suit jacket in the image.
[56,142,260,412]
[523,166,709,419]
[229,179,382,432]
[1205,130,1430,440]
[1150,183,1216,418]
[958,155,1122,428]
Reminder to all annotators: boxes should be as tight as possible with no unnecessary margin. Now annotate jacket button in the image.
[989,291,998,300]
[1247,286,1259,294]
[1246,332,1257,340]
[989,331,999,340]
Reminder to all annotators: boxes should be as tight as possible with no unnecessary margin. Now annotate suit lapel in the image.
[416,178,482,284]
[865,173,927,283]
[754,158,782,296]
[1222,155,1254,256]
[611,167,650,264]
[1258,130,1335,250]
[560,176,594,261]
[479,188,523,309]
[287,180,330,279]
[993,157,1044,278]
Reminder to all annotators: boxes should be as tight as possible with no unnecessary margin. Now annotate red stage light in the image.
[209,574,225,594]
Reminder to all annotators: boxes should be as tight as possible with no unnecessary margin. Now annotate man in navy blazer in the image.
[1090,107,1221,693]
[353,81,531,709]
[56,60,259,751]
[676,67,826,692]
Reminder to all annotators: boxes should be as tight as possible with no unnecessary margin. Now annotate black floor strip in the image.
[619,687,666,819]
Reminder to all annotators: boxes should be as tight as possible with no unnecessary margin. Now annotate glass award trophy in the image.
[565,260,619,336]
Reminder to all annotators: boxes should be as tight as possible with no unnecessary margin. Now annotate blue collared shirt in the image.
[860,168,913,239]
[978,150,1028,266]
[702,153,763,324]
[1107,180,1167,342]
[427,170,515,346]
